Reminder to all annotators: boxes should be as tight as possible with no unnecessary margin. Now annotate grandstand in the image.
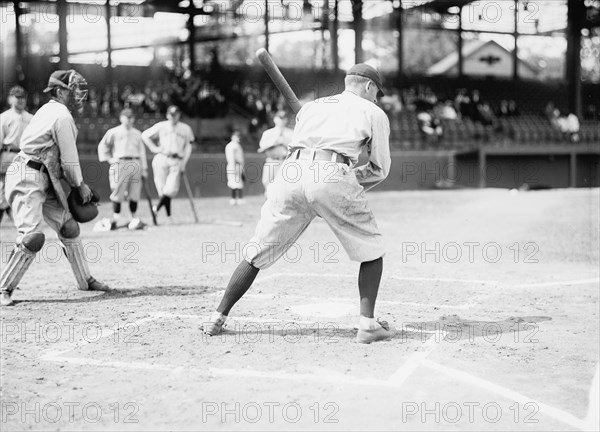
[1,0,599,191]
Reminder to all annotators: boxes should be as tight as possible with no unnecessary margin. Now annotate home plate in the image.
[290,302,356,318]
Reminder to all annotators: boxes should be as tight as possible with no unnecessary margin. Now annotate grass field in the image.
[1,188,599,431]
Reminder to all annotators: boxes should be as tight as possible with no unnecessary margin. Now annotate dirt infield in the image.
[1,188,599,431]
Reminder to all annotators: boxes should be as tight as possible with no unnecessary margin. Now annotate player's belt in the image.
[291,149,349,166]
[1,145,20,153]
[163,153,183,159]
[25,159,47,173]
[119,156,140,160]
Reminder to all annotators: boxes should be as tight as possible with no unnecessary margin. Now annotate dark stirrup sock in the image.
[129,201,138,214]
[112,202,121,214]
[358,257,383,318]
[217,260,260,316]
[156,195,167,211]
[164,196,172,216]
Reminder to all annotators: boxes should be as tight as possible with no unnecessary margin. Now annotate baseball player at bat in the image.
[205,64,394,344]
[0,86,33,225]
[141,105,194,223]
[97,108,147,230]
[258,110,293,197]
[0,70,109,306]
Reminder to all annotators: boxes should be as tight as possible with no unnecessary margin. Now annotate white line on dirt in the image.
[421,359,588,431]
[584,363,600,432]
[43,355,184,372]
[206,290,474,310]
[508,278,600,288]
[40,316,160,361]
[387,335,439,387]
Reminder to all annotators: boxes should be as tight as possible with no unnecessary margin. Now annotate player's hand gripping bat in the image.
[256,48,303,114]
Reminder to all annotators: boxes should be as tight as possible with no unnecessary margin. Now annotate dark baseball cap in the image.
[347,63,384,97]
[43,70,72,93]
[9,86,27,98]
[120,108,134,118]
[167,105,181,115]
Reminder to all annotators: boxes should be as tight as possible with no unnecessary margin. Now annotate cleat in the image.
[0,290,14,307]
[229,199,236,206]
[356,320,395,344]
[85,277,110,292]
[203,317,226,336]
[128,218,145,230]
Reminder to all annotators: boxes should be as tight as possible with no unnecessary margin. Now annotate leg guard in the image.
[0,232,45,294]
[62,237,91,290]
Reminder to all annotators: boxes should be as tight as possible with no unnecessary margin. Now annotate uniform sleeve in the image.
[54,116,84,187]
[141,123,161,152]
[138,132,148,173]
[187,125,195,143]
[97,129,114,162]
[353,110,391,187]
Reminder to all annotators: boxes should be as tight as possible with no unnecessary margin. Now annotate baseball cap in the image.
[9,86,26,98]
[120,108,134,118]
[167,105,181,115]
[43,70,73,93]
[347,63,384,97]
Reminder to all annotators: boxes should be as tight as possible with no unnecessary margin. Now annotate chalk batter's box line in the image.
[254,272,600,290]
[38,312,591,430]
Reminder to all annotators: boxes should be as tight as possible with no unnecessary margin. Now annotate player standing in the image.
[204,64,393,343]
[0,86,33,224]
[141,105,194,222]
[225,130,245,205]
[257,110,293,197]
[0,70,109,306]
[97,108,147,230]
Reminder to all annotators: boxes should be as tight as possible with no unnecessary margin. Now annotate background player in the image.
[0,86,33,224]
[141,105,194,222]
[225,130,245,205]
[257,110,293,197]
[204,64,393,344]
[0,70,108,306]
[97,108,147,230]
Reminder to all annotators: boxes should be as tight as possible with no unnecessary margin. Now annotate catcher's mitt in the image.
[67,187,100,223]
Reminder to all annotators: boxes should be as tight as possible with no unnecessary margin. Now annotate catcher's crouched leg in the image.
[59,218,110,292]
[0,232,45,306]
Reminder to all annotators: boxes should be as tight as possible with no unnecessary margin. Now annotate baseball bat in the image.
[256,48,303,114]
[142,177,158,226]
[181,172,199,224]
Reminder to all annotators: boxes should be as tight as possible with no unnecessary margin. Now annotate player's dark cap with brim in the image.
[120,108,134,118]
[9,86,27,98]
[43,70,71,93]
[167,105,181,115]
[347,63,384,97]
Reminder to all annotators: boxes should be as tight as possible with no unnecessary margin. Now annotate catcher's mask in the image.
[44,69,88,113]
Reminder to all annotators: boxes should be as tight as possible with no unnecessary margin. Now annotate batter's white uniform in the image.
[258,126,293,195]
[225,139,244,189]
[6,100,84,237]
[98,125,147,203]
[142,121,194,197]
[244,91,391,268]
[0,108,33,210]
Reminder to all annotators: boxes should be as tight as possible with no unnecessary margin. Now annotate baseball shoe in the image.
[203,316,226,336]
[356,320,395,344]
[0,290,14,306]
[229,198,236,206]
[86,277,110,292]
[128,218,146,230]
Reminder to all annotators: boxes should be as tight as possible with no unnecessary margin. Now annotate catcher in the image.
[0,70,109,307]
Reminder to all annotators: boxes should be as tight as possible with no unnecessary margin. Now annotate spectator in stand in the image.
[584,104,598,121]
[437,100,458,121]
[507,100,520,117]
[417,109,443,146]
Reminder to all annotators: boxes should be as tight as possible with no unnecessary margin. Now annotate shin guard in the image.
[62,238,91,290]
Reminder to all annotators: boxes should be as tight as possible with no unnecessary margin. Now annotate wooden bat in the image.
[142,177,157,226]
[181,171,199,224]
[256,48,303,114]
